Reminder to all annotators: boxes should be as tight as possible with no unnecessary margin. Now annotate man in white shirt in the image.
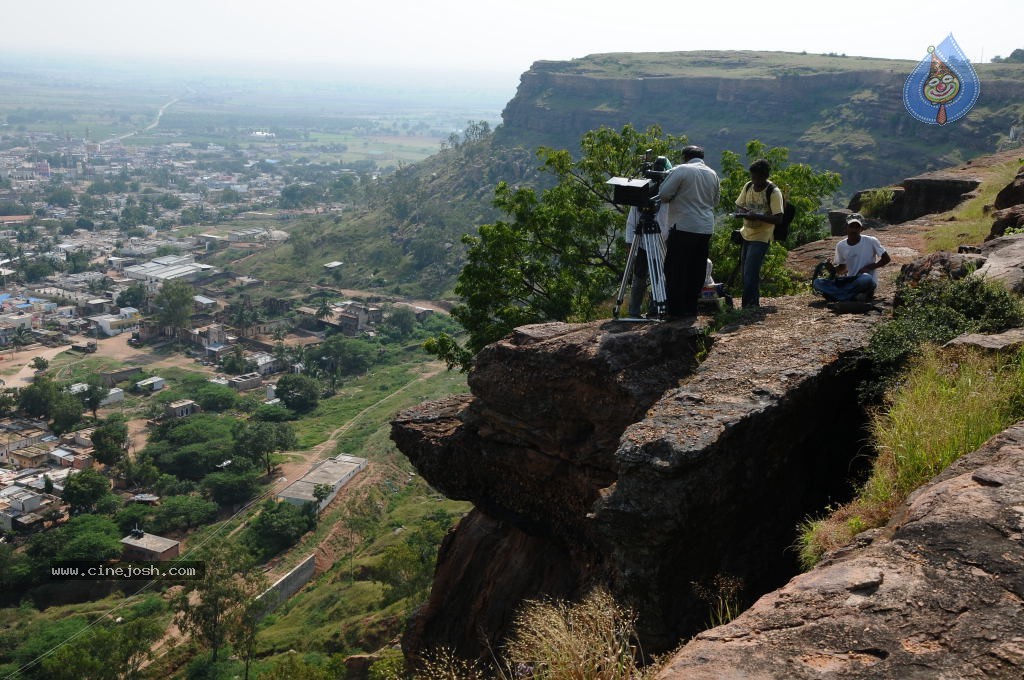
[812,213,891,302]
[658,145,721,318]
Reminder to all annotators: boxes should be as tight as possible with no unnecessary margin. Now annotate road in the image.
[101,95,180,145]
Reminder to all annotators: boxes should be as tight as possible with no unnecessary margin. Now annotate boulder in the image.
[896,252,987,286]
[657,421,1024,679]
[945,327,1024,352]
[975,235,1024,293]
[988,204,1024,240]
[994,177,1024,210]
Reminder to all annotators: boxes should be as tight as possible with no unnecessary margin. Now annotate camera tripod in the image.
[613,204,667,320]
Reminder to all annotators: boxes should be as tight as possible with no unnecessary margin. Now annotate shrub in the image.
[799,345,1024,568]
[858,188,895,218]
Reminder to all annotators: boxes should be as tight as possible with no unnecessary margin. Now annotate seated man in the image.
[812,213,891,302]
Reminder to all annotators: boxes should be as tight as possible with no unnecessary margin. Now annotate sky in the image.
[3,0,1022,93]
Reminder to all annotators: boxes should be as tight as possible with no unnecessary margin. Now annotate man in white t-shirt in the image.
[812,213,891,302]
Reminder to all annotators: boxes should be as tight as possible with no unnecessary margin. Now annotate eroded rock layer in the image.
[393,297,881,659]
[658,422,1024,679]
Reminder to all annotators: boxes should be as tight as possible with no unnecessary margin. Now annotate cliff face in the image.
[657,421,1024,679]
[496,51,1024,191]
[392,298,881,659]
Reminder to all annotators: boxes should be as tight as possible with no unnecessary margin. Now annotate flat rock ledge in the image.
[657,421,1024,680]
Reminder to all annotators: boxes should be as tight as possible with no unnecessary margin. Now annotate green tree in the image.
[312,483,333,523]
[243,499,314,560]
[116,283,148,310]
[79,376,110,419]
[202,470,260,506]
[91,416,129,466]
[275,373,319,412]
[152,279,194,339]
[430,124,687,367]
[62,469,112,514]
[30,356,49,371]
[151,494,218,533]
[50,390,85,434]
[233,420,297,476]
[383,306,417,339]
[19,373,60,418]
[173,543,255,664]
[40,618,162,680]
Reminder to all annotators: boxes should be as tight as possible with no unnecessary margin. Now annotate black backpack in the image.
[744,181,796,242]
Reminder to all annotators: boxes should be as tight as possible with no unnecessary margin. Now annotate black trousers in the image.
[664,229,711,317]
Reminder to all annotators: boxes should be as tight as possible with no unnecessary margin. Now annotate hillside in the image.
[497,50,1024,191]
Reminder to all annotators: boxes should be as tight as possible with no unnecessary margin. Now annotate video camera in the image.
[606,149,672,209]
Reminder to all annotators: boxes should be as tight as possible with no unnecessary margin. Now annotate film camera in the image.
[607,150,673,320]
[606,150,672,208]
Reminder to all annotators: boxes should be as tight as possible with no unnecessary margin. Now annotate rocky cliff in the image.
[392,297,881,659]
[496,51,1024,191]
[657,420,1024,679]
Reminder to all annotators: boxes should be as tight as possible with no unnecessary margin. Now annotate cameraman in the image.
[658,145,721,319]
[624,158,671,317]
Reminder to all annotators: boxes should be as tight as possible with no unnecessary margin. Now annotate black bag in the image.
[730,229,744,245]
[766,181,796,242]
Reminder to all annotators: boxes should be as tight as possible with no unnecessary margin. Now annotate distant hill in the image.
[497,50,1024,191]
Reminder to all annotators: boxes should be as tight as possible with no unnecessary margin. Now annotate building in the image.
[227,372,261,391]
[135,376,165,392]
[165,399,200,419]
[277,454,368,511]
[120,528,180,561]
[87,306,140,336]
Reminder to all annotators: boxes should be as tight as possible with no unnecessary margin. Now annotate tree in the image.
[152,279,194,339]
[80,376,111,419]
[19,373,61,418]
[50,390,85,434]
[173,543,258,664]
[315,297,333,321]
[312,483,333,522]
[233,420,297,476]
[383,306,417,339]
[429,124,687,367]
[151,494,217,533]
[91,416,129,466]
[41,618,163,680]
[226,299,262,338]
[62,469,112,514]
[116,283,148,310]
[244,499,314,560]
[31,356,49,371]
[275,373,319,412]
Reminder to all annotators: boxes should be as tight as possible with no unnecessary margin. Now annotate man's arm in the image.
[658,168,681,202]
[855,251,890,276]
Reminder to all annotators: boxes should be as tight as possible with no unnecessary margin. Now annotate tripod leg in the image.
[644,233,668,319]
[614,238,641,319]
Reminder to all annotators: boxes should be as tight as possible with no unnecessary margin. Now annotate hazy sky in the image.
[4,0,1021,89]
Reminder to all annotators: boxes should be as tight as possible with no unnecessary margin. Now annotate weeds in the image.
[413,589,656,680]
[858,188,895,218]
[691,574,744,629]
[799,345,1024,568]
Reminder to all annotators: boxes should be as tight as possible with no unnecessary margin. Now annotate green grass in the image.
[925,158,1024,251]
[798,345,1024,569]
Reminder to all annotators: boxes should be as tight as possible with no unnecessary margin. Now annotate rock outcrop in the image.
[849,175,981,224]
[393,297,882,659]
[657,422,1024,679]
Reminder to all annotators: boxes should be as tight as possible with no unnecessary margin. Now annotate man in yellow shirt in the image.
[734,159,784,309]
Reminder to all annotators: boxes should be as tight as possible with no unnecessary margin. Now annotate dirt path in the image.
[3,344,73,387]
